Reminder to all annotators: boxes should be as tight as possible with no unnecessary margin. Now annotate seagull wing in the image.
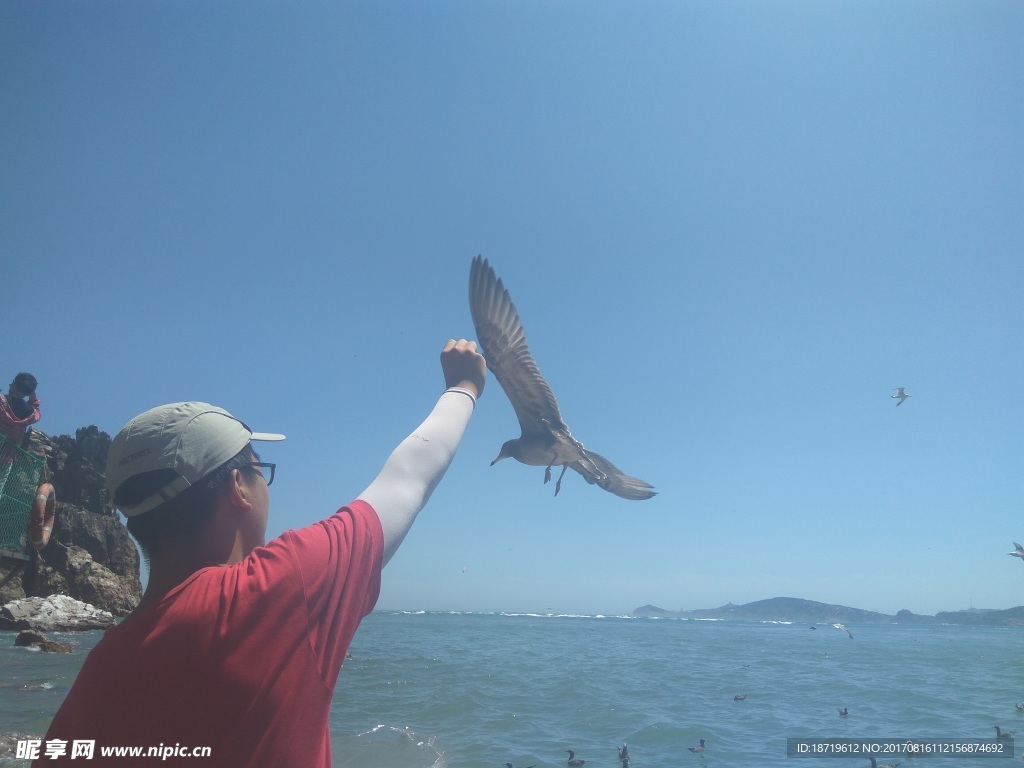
[570,449,657,500]
[469,255,567,437]
[1015,542,1024,554]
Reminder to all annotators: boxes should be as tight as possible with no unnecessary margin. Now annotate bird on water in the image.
[468,255,656,500]
[688,739,707,753]
[867,757,901,768]
[617,743,630,766]
[995,726,1014,739]
[566,749,586,766]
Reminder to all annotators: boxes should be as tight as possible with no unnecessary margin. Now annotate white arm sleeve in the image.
[358,388,476,566]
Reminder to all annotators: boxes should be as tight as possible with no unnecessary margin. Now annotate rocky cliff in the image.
[0,426,141,615]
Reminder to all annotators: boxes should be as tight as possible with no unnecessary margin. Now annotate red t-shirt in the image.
[0,393,40,462]
[38,501,383,767]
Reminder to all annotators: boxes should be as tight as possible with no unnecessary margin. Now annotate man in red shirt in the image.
[37,339,486,767]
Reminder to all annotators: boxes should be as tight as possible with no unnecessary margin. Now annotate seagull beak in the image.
[490,441,514,466]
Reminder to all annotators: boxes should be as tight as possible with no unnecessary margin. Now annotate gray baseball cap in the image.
[106,402,285,517]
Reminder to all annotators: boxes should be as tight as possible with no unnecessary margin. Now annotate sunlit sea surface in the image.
[2,611,1022,767]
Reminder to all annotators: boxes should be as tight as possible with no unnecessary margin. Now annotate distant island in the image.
[633,597,1024,627]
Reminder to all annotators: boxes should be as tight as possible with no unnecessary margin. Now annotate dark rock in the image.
[0,559,29,606]
[26,542,139,616]
[14,629,73,653]
[0,428,142,616]
[52,500,139,581]
[6,430,143,618]
[13,629,48,646]
[27,427,114,518]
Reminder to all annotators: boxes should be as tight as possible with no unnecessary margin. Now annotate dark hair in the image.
[120,445,258,563]
[13,373,37,394]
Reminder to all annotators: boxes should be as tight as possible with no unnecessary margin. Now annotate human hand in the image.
[440,339,486,400]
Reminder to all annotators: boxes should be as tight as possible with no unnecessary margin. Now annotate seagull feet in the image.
[543,464,570,496]
[544,465,562,495]
[554,465,569,496]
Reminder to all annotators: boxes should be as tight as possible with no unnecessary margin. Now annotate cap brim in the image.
[251,431,286,441]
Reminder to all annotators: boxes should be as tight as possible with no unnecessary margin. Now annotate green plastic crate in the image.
[0,432,45,554]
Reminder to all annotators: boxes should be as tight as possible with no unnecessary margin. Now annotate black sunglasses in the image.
[244,462,276,486]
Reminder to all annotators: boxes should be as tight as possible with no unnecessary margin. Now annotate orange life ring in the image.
[30,483,55,551]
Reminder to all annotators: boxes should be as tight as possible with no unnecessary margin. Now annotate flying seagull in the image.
[1008,542,1024,561]
[892,387,910,406]
[468,255,656,500]
[833,623,854,639]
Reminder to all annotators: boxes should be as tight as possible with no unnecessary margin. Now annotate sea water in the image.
[2,612,1022,767]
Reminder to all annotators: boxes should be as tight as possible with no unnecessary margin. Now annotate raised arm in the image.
[358,339,487,565]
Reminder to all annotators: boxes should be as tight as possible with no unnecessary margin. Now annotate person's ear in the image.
[224,469,255,512]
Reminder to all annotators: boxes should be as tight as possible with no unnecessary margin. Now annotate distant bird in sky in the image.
[892,387,911,406]
[566,749,586,766]
[833,623,854,639]
[1008,543,1024,561]
[469,256,656,500]
[688,739,707,753]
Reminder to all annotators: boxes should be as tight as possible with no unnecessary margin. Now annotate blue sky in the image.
[2,1,1021,616]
